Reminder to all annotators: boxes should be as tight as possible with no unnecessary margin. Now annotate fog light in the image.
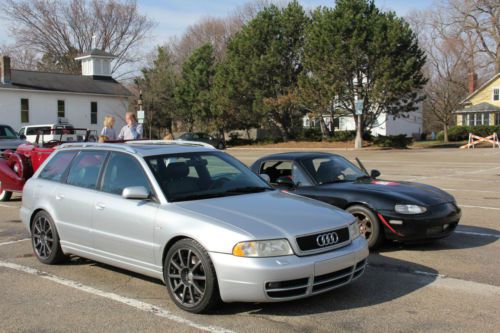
[389,220,403,225]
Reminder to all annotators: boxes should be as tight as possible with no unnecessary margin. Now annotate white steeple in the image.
[75,40,116,78]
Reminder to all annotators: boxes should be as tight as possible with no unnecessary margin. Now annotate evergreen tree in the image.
[303,0,427,147]
[174,44,215,131]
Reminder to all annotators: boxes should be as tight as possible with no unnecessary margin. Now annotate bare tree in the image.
[1,0,155,78]
[0,43,38,70]
[445,0,500,73]
[408,9,470,142]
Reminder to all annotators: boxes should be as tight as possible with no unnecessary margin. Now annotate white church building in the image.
[0,49,131,133]
[302,105,423,138]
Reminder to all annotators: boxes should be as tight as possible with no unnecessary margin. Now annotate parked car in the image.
[19,123,79,143]
[178,132,225,149]
[0,124,28,153]
[0,129,92,201]
[251,152,461,248]
[21,141,368,313]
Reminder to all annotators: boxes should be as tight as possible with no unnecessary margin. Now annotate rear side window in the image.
[260,161,293,184]
[26,126,51,135]
[101,153,151,195]
[39,151,78,182]
[66,151,107,189]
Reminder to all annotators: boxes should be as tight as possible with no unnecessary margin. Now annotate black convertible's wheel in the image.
[164,239,220,313]
[31,211,67,264]
[347,205,384,249]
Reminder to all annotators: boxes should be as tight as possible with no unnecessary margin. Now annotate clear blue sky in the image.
[1,0,434,47]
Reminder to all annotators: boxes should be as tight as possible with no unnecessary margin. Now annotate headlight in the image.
[394,204,427,214]
[348,221,360,239]
[232,239,293,257]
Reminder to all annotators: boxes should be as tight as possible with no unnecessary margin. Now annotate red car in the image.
[0,129,93,201]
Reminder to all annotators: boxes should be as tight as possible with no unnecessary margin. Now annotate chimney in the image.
[468,72,477,94]
[0,56,11,84]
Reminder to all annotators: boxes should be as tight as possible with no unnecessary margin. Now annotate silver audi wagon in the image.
[20,141,368,313]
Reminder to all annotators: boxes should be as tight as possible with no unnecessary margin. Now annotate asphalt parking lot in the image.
[1,148,499,332]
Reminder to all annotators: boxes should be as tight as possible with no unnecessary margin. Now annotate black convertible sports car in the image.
[250,152,461,248]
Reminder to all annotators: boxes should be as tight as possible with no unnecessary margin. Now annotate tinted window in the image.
[39,151,78,182]
[301,156,365,184]
[0,125,18,139]
[26,126,51,135]
[66,151,107,189]
[101,153,151,195]
[146,152,271,202]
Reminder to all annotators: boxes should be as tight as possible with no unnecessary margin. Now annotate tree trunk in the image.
[354,114,363,149]
[443,124,449,143]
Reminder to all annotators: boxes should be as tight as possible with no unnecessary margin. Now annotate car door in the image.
[92,152,158,267]
[53,150,108,249]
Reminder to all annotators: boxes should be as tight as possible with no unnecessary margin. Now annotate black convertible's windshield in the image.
[0,125,18,139]
[146,152,273,202]
[301,155,366,184]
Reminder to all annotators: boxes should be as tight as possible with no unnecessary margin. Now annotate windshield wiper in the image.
[223,186,273,194]
[170,187,272,202]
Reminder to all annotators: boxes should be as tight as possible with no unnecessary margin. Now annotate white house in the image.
[302,104,423,137]
[0,50,131,134]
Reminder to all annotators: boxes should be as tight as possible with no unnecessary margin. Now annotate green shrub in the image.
[373,134,413,148]
[300,128,323,142]
[436,125,500,141]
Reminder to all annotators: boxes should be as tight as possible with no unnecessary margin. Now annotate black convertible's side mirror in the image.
[370,169,381,179]
[276,176,295,189]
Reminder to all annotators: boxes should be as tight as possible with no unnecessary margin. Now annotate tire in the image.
[347,205,384,249]
[217,142,225,150]
[31,211,67,264]
[163,239,220,313]
[0,188,12,202]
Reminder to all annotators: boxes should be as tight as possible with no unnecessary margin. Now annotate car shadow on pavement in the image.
[377,225,498,253]
[212,255,438,316]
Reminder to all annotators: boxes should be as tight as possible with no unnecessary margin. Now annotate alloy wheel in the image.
[352,211,373,242]
[167,248,206,308]
[32,216,54,259]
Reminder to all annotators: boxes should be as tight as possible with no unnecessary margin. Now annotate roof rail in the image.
[57,142,137,153]
[126,140,216,149]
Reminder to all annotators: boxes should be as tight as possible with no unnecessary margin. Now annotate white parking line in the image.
[460,205,500,211]
[455,231,500,238]
[442,188,499,194]
[0,238,30,247]
[0,260,237,333]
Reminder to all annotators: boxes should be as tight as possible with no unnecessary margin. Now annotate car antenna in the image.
[355,157,369,176]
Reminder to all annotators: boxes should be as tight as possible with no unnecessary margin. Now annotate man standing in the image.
[118,111,143,140]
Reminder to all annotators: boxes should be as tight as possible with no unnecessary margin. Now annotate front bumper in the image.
[379,202,461,241]
[210,236,368,303]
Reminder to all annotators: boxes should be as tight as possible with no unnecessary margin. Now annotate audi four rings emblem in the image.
[316,232,339,247]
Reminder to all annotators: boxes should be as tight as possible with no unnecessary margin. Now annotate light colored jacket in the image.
[101,127,117,141]
[118,123,143,140]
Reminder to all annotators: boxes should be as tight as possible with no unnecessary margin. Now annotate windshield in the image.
[146,152,273,202]
[0,125,18,139]
[301,155,366,184]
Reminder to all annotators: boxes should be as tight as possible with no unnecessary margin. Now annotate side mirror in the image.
[122,186,150,200]
[370,169,381,179]
[19,134,26,140]
[260,173,271,183]
[276,176,295,189]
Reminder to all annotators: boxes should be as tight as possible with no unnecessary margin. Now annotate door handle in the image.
[55,194,64,200]
[95,203,106,210]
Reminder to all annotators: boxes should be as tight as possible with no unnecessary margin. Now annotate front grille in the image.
[265,259,367,299]
[296,227,350,252]
[265,277,309,298]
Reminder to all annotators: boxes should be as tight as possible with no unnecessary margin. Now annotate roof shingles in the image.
[0,69,131,96]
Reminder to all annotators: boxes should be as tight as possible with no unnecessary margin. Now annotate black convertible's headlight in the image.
[394,204,427,215]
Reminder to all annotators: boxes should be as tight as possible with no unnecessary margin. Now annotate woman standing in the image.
[101,115,117,141]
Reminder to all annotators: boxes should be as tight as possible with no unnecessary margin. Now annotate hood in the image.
[323,179,455,206]
[173,190,355,240]
[0,138,28,150]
